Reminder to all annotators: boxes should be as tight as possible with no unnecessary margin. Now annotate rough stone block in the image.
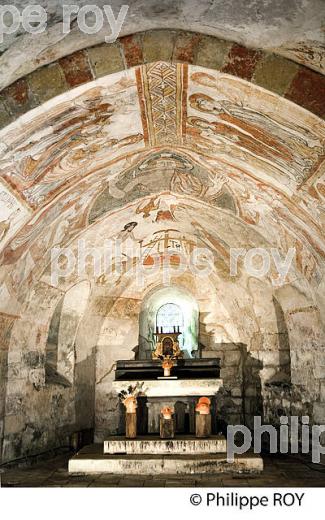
[245,354,262,367]
[4,414,25,434]
[7,363,27,381]
[120,34,143,67]
[260,367,277,382]
[28,64,68,103]
[231,398,243,407]
[282,398,291,409]
[143,30,176,63]
[202,350,222,359]
[59,50,93,87]
[196,36,231,70]
[6,378,26,395]
[226,413,242,425]
[22,350,44,368]
[316,353,325,365]
[173,31,202,63]
[6,395,23,415]
[87,43,124,77]
[313,402,325,423]
[262,333,282,351]
[253,54,299,95]
[1,78,36,115]
[258,351,280,366]
[286,67,325,118]
[245,385,258,397]
[231,387,242,398]
[314,366,325,379]
[213,350,225,361]
[220,367,238,380]
[223,350,241,366]
[0,97,14,127]
[222,43,262,81]
[250,333,263,351]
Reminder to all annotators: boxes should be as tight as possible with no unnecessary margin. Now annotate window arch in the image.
[138,287,199,359]
[156,303,183,332]
[156,303,184,347]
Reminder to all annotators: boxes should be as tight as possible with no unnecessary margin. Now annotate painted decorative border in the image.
[0,30,324,130]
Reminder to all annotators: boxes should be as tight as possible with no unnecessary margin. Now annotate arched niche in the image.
[138,286,199,359]
[45,280,90,385]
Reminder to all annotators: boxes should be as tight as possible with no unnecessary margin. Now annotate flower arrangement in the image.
[161,356,174,376]
[118,382,145,413]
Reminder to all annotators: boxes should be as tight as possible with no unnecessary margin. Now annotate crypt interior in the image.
[0,0,325,486]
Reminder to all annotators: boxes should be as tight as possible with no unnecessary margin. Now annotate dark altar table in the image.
[115,358,220,381]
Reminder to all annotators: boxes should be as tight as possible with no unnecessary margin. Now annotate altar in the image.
[69,349,263,475]
[113,360,222,434]
[68,294,263,475]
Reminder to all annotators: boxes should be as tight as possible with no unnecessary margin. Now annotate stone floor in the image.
[1,451,325,487]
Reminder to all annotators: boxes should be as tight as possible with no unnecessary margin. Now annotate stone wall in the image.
[0,312,17,463]
[1,275,324,462]
[1,283,77,462]
[94,294,141,440]
[201,342,261,430]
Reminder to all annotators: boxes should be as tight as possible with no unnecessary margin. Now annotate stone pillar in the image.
[195,413,211,438]
[126,413,137,438]
[160,417,175,438]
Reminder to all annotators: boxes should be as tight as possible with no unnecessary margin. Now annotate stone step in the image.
[69,444,263,475]
[104,435,227,454]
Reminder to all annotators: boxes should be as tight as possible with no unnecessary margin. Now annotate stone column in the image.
[195,413,212,438]
[126,413,137,438]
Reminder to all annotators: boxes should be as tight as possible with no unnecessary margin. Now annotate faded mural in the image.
[0,62,324,461]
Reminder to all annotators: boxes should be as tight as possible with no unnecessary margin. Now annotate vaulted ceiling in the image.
[0,58,324,320]
[1,2,325,470]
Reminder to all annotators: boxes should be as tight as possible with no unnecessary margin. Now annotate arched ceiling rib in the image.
[0,0,324,90]
[0,29,324,131]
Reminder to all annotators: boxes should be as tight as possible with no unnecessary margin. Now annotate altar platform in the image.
[69,437,263,475]
[104,435,227,454]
